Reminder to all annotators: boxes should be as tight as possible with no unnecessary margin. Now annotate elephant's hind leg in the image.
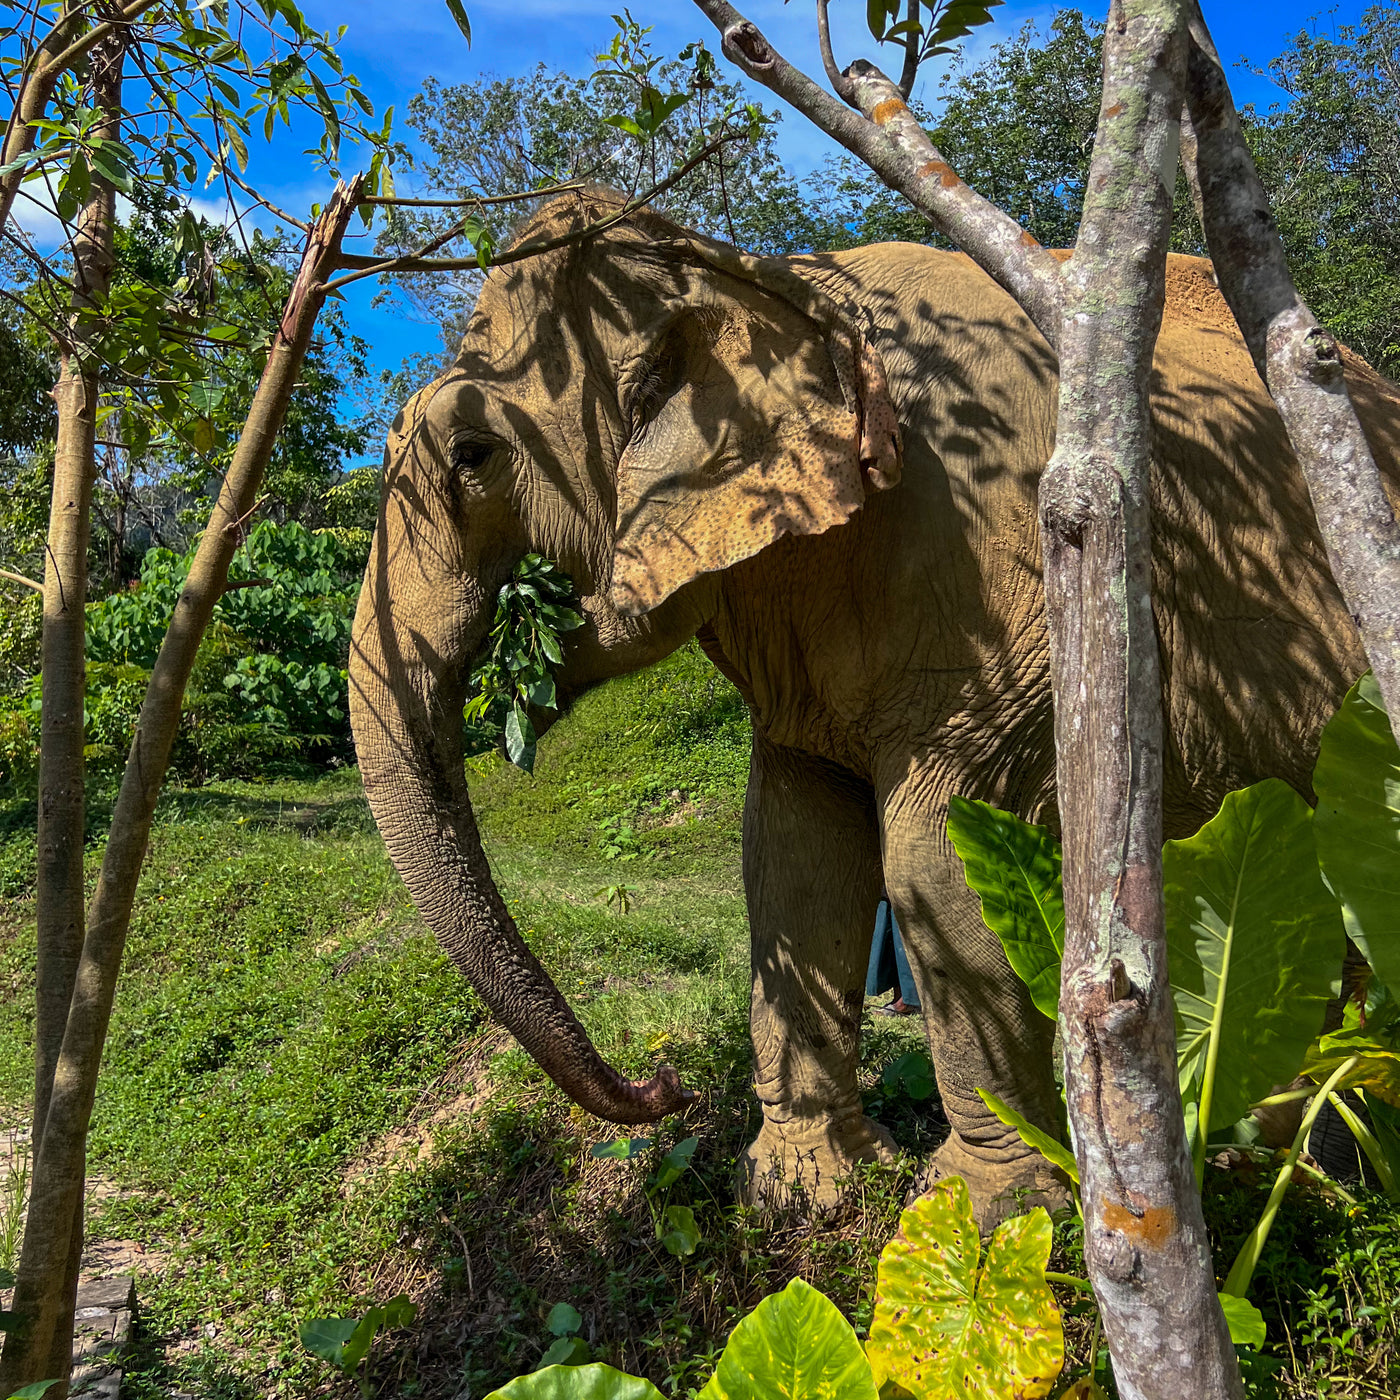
[738,731,894,1210]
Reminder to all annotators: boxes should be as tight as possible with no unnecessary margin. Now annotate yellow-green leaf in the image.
[1218,1293,1266,1348]
[975,1088,1079,1185]
[484,1363,665,1399]
[697,1278,877,1400]
[867,1178,1063,1400]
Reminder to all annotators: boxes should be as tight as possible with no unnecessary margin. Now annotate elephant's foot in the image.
[738,1111,897,1211]
[914,1130,1072,1233]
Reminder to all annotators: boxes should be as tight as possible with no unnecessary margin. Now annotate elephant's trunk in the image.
[348,529,691,1125]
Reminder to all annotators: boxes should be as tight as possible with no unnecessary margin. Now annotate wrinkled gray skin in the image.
[348,193,1400,1227]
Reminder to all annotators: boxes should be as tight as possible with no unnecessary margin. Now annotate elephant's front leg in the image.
[881,777,1069,1230]
[739,732,894,1209]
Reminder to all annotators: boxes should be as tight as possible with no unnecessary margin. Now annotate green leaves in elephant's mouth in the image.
[461,553,584,772]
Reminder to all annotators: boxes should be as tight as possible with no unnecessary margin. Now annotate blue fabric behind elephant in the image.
[866,895,920,1011]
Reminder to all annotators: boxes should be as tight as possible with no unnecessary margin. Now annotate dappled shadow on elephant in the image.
[347,187,1400,1234]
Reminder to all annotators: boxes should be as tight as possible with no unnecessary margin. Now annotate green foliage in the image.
[590,1133,705,1258]
[485,1365,666,1400]
[866,0,1005,65]
[946,794,1063,1022]
[1164,779,1343,1165]
[299,1295,416,1396]
[463,554,586,772]
[1313,671,1400,993]
[698,1278,877,1400]
[867,1180,1062,1400]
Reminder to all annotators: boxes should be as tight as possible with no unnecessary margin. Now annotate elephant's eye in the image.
[622,339,684,432]
[450,434,498,478]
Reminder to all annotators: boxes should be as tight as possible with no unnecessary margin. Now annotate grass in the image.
[1,638,1399,1399]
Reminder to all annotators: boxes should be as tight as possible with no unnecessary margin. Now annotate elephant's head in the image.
[348,191,901,1123]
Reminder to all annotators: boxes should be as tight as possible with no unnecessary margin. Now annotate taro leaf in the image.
[697,1277,877,1400]
[1368,1094,1400,1192]
[882,1051,935,1102]
[7,1384,63,1400]
[660,1205,702,1258]
[381,1294,416,1329]
[1219,1294,1267,1349]
[298,1316,360,1368]
[547,1303,583,1337]
[1314,672,1400,993]
[590,1136,652,1159]
[1164,779,1342,1139]
[485,1363,666,1399]
[946,794,1064,1021]
[976,1087,1078,1185]
[654,1136,699,1189]
[339,1308,384,1373]
[539,1337,591,1368]
[866,1178,1062,1400]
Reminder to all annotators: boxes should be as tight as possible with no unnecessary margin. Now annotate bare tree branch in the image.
[327,129,750,289]
[816,0,856,105]
[690,0,1065,346]
[1179,0,1400,749]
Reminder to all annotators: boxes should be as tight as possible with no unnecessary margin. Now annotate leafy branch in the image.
[463,554,584,772]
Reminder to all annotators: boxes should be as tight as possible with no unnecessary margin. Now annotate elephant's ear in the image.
[610,304,901,616]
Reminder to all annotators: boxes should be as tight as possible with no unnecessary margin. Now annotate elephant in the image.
[348,188,1400,1228]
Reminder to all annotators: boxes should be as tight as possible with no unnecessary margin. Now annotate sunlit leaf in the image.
[1165,779,1342,1141]
[1314,671,1400,993]
[1218,1293,1266,1348]
[976,1087,1078,1185]
[866,1178,1063,1400]
[698,1277,877,1400]
[590,1136,652,1159]
[298,1316,358,1367]
[660,1205,702,1258]
[485,1364,664,1399]
[946,794,1064,1021]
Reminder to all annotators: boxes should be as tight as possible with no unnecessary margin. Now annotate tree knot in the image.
[723,22,775,71]
[1300,326,1343,384]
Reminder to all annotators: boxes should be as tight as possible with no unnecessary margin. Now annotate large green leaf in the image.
[485,1364,666,1399]
[1218,1294,1266,1348]
[1164,779,1342,1141]
[866,1178,1063,1400]
[946,794,1064,1021]
[697,1278,877,1400]
[1314,671,1400,992]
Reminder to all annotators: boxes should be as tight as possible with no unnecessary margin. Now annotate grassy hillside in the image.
[1,641,1398,1399]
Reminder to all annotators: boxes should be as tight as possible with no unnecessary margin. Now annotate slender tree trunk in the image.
[0,177,365,1398]
[1178,2,1400,745]
[1041,5,1241,1396]
[26,35,123,1395]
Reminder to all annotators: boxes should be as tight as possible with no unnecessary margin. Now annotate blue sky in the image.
[278,0,1371,387]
